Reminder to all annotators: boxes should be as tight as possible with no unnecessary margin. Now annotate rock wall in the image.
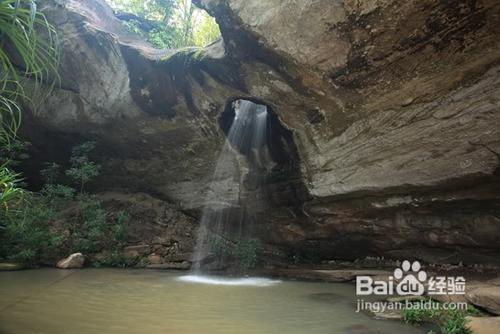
[20,0,500,265]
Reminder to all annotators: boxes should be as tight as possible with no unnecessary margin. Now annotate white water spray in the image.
[189,100,273,276]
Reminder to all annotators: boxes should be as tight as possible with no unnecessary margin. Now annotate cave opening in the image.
[107,0,221,49]
[219,98,305,203]
[192,98,307,272]
[220,99,300,166]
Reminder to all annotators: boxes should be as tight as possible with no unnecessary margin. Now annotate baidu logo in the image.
[356,260,465,296]
[393,260,427,295]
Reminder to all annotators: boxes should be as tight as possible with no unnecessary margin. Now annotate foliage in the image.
[0,140,29,208]
[0,142,129,267]
[107,0,220,48]
[403,301,473,334]
[0,140,30,167]
[208,235,259,269]
[192,14,220,47]
[65,141,101,193]
[209,234,233,258]
[233,238,258,269]
[0,0,59,146]
[94,250,138,268]
[465,304,481,316]
[1,194,62,265]
[40,162,61,185]
[441,311,471,334]
[0,1,58,224]
[404,307,427,325]
[71,198,129,254]
[0,165,24,221]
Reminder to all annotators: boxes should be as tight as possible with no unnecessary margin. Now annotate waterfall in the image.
[191,100,270,273]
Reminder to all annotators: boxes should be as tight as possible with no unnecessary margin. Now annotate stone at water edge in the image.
[466,286,500,315]
[0,263,24,271]
[467,316,500,334]
[56,253,85,269]
[146,261,191,270]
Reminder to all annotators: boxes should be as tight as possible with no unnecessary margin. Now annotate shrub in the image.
[0,141,130,267]
[441,311,471,334]
[403,301,472,334]
[208,235,232,258]
[233,238,258,269]
[0,165,24,214]
[94,250,138,269]
[1,195,62,265]
[404,307,427,324]
[65,141,100,193]
[208,235,259,270]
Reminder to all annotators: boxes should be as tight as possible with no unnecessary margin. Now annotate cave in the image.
[219,98,306,203]
[2,0,500,332]
[220,99,299,164]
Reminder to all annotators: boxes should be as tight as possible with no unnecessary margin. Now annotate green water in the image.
[0,269,428,334]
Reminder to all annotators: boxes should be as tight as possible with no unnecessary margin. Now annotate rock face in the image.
[56,253,85,269]
[467,316,500,334]
[20,0,500,265]
[97,192,197,266]
[467,287,500,315]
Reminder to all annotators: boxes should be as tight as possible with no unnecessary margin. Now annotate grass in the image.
[403,300,480,334]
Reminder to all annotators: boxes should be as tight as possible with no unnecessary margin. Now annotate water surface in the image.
[0,269,428,334]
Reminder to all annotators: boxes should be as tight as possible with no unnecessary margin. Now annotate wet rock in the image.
[266,269,391,282]
[56,253,85,269]
[98,192,196,265]
[486,277,500,286]
[146,261,191,270]
[0,263,24,271]
[371,310,403,321]
[467,287,500,315]
[429,293,468,304]
[386,296,427,303]
[164,253,193,262]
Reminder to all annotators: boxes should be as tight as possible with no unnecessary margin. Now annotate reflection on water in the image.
[0,269,428,334]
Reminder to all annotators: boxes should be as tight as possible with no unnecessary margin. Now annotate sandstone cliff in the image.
[21,0,500,265]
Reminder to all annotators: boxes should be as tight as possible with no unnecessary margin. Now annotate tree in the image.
[193,14,220,47]
[173,0,195,47]
[108,0,220,48]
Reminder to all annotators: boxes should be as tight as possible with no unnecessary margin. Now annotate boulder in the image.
[467,287,500,315]
[56,253,85,269]
[467,316,500,334]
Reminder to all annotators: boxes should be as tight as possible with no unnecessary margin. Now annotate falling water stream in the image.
[184,100,275,285]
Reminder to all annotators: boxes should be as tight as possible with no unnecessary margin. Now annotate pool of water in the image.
[0,269,428,334]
